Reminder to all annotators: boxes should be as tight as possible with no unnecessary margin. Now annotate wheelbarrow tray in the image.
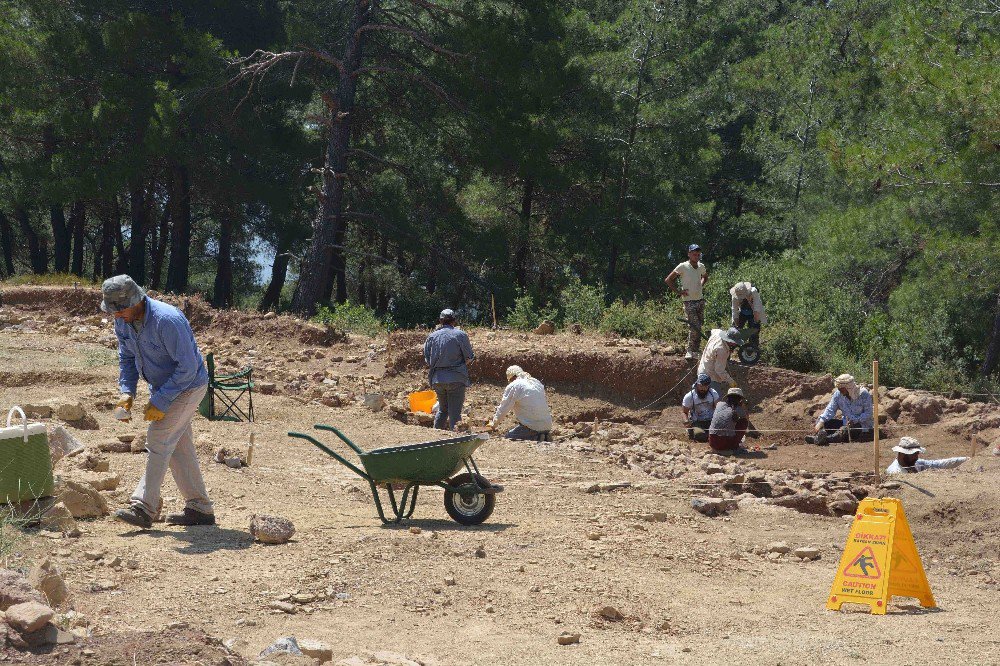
[361,435,486,484]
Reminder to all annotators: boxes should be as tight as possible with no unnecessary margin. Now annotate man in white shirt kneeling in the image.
[489,365,554,442]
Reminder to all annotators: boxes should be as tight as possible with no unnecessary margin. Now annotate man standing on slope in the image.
[424,308,475,430]
[103,275,215,529]
[665,244,709,360]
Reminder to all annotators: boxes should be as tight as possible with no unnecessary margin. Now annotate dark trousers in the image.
[688,419,712,443]
[820,418,873,444]
[709,417,748,451]
[506,424,552,442]
[432,382,466,430]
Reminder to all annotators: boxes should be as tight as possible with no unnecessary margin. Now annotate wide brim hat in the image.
[720,327,744,346]
[100,275,146,313]
[891,437,925,454]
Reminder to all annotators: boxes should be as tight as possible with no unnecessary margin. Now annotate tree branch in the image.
[356,24,467,60]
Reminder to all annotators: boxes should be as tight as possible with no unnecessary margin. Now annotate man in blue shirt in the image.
[101,275,214,529]
[423,308,474,430]
[806,374,874,445]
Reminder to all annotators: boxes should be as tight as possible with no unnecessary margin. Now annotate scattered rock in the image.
[22,622,75,648]
[826,490,860,516]
[268,601,297,614]
[298,639,333,664]
[251,514,296,544]
[362,394,386,412]
[38,501,78,534]
[260,636,304,658]
[258,382,278,395]
[0,569,45,610]
[690,496,736,517]
[596,605,624,622]
[98,440,132,454]
[767,542,791,554]
[533,320,555,335]
[5,601,55,633]
[22,404,53,419]
[557,631,581,645]
[28,560,67,606]
[64,470,120,492]
[47,425,84,464]
[794,546,821,561]
[55,402,87,423]
[769,492,829,516]
[581,481,631,493]
[58,479,109,518]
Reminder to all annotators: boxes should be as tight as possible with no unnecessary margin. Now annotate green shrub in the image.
[598,299,645,338]
[506,294,539,330]
[762,321,828,373]
[559,276,605,327]
[1,273,99,287]
[313,301,388,337]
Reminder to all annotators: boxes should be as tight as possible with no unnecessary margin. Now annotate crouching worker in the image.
[682,373,720,442]
[102,275,215,529]
[806,374,873,445]
[489,365,553,441]
[708,388,760,453]
[698,326,743,395]
[886,437,969,474]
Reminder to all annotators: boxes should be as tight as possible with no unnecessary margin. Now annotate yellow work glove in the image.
[143,403,166,422]
[117,394,134,411]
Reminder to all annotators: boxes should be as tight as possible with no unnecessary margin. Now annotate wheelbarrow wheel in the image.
[444,473,495,526]
[738,343,760,365]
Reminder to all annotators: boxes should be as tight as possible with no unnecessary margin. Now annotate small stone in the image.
[5,601,55,633]
[39,501,78,534]
[557,631,580,645]
[409,526,422,535]
[167,621,189,629]
[224,457,244,469]
[59,479,109,518]
[586,532,602,541]
[99,440,132,453]
[55,402,87,422]
[444,576,456,586]
[107,556,122,568]
[362,393,386,411]
[298,639,333,663]
[250,514,296,544]
[83,550,106,561]
[23,622,75,647]
[690,496,736,517]
[258,382,278,395]
[28,559,67,606]
[269,601,297,614]
[597,605,624,622]
[768,542,791,554]
[793,546,821,561]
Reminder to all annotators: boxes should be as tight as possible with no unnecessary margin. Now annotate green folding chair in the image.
[199,353,255,422]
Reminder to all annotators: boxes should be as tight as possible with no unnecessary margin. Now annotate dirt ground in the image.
[1,293,999,665]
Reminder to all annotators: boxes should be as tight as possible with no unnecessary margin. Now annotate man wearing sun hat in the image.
[488,365,553,441]
[886,437,969,474]
[424,308,475,430]
[665,243,709,360]
[806,373,873,445]
[698,326,744,396]
[101,274,214,529]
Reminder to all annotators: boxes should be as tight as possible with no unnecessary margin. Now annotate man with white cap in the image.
[665,243,709,360]
[806,374,873,445]
[730,281,767,329]
[886,437,969,474]
[682,373,719,442]
[101,275,214,529]
[423,308,475,430]
[698,326,744,396]
[489,365,553,441]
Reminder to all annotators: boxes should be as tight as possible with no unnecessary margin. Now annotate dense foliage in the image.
[0,0,997,390]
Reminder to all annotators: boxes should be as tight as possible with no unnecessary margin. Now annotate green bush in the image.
[314,301,389,337]
[762,321,828,373]
[1,273,99,287]
[506,293,541,330]
[597,299,688,342]
[559,276,605,327]
[599,299,645,338]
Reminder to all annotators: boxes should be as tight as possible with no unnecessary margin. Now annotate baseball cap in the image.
[100,275,146,313]
[439,308,456,320]
[696,373,711,385]
[687,244,702,252]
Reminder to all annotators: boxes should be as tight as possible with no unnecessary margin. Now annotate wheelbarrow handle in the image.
[313,424,366,455]
[288,431,371,481]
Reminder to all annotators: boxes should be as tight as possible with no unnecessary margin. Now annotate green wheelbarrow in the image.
[288,425,503,526]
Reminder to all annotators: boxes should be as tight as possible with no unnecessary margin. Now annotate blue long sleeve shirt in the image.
[116,297,208,412]
[818,388,874,431]
[423,325,474,386]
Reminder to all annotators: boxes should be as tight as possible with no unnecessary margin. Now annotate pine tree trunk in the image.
[165,163,191,293]
[515,177,534,291]
[0,211,15,276]
[15,208,47,274]
[212,214,234,308]
[149,205,169,290]
[291,0,371,316]
[70,201,85,276]
[258,247,290,312]
[983,291,1000,377]
[98,206,116,278]
[51,206,70,273]
[128,182,147,283]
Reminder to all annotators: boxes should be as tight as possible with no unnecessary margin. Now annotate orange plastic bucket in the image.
[408,390,437,414]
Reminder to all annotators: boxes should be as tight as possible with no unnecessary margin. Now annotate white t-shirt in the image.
[673,261,707,301]
[886,457,968,474]
[682,387,720,422]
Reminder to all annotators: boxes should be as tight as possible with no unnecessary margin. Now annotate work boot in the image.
[166,508,216,526]
[805,431,828,446]
[114,505,153,529]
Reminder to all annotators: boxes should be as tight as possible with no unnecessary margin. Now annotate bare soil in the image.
[1,292,998,665]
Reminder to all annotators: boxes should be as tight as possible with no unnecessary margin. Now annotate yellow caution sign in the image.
[827,497,935,614]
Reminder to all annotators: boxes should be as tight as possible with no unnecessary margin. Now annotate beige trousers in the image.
[130,385,213,516]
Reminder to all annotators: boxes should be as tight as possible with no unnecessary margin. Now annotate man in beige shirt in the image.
[665,244,709,359]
